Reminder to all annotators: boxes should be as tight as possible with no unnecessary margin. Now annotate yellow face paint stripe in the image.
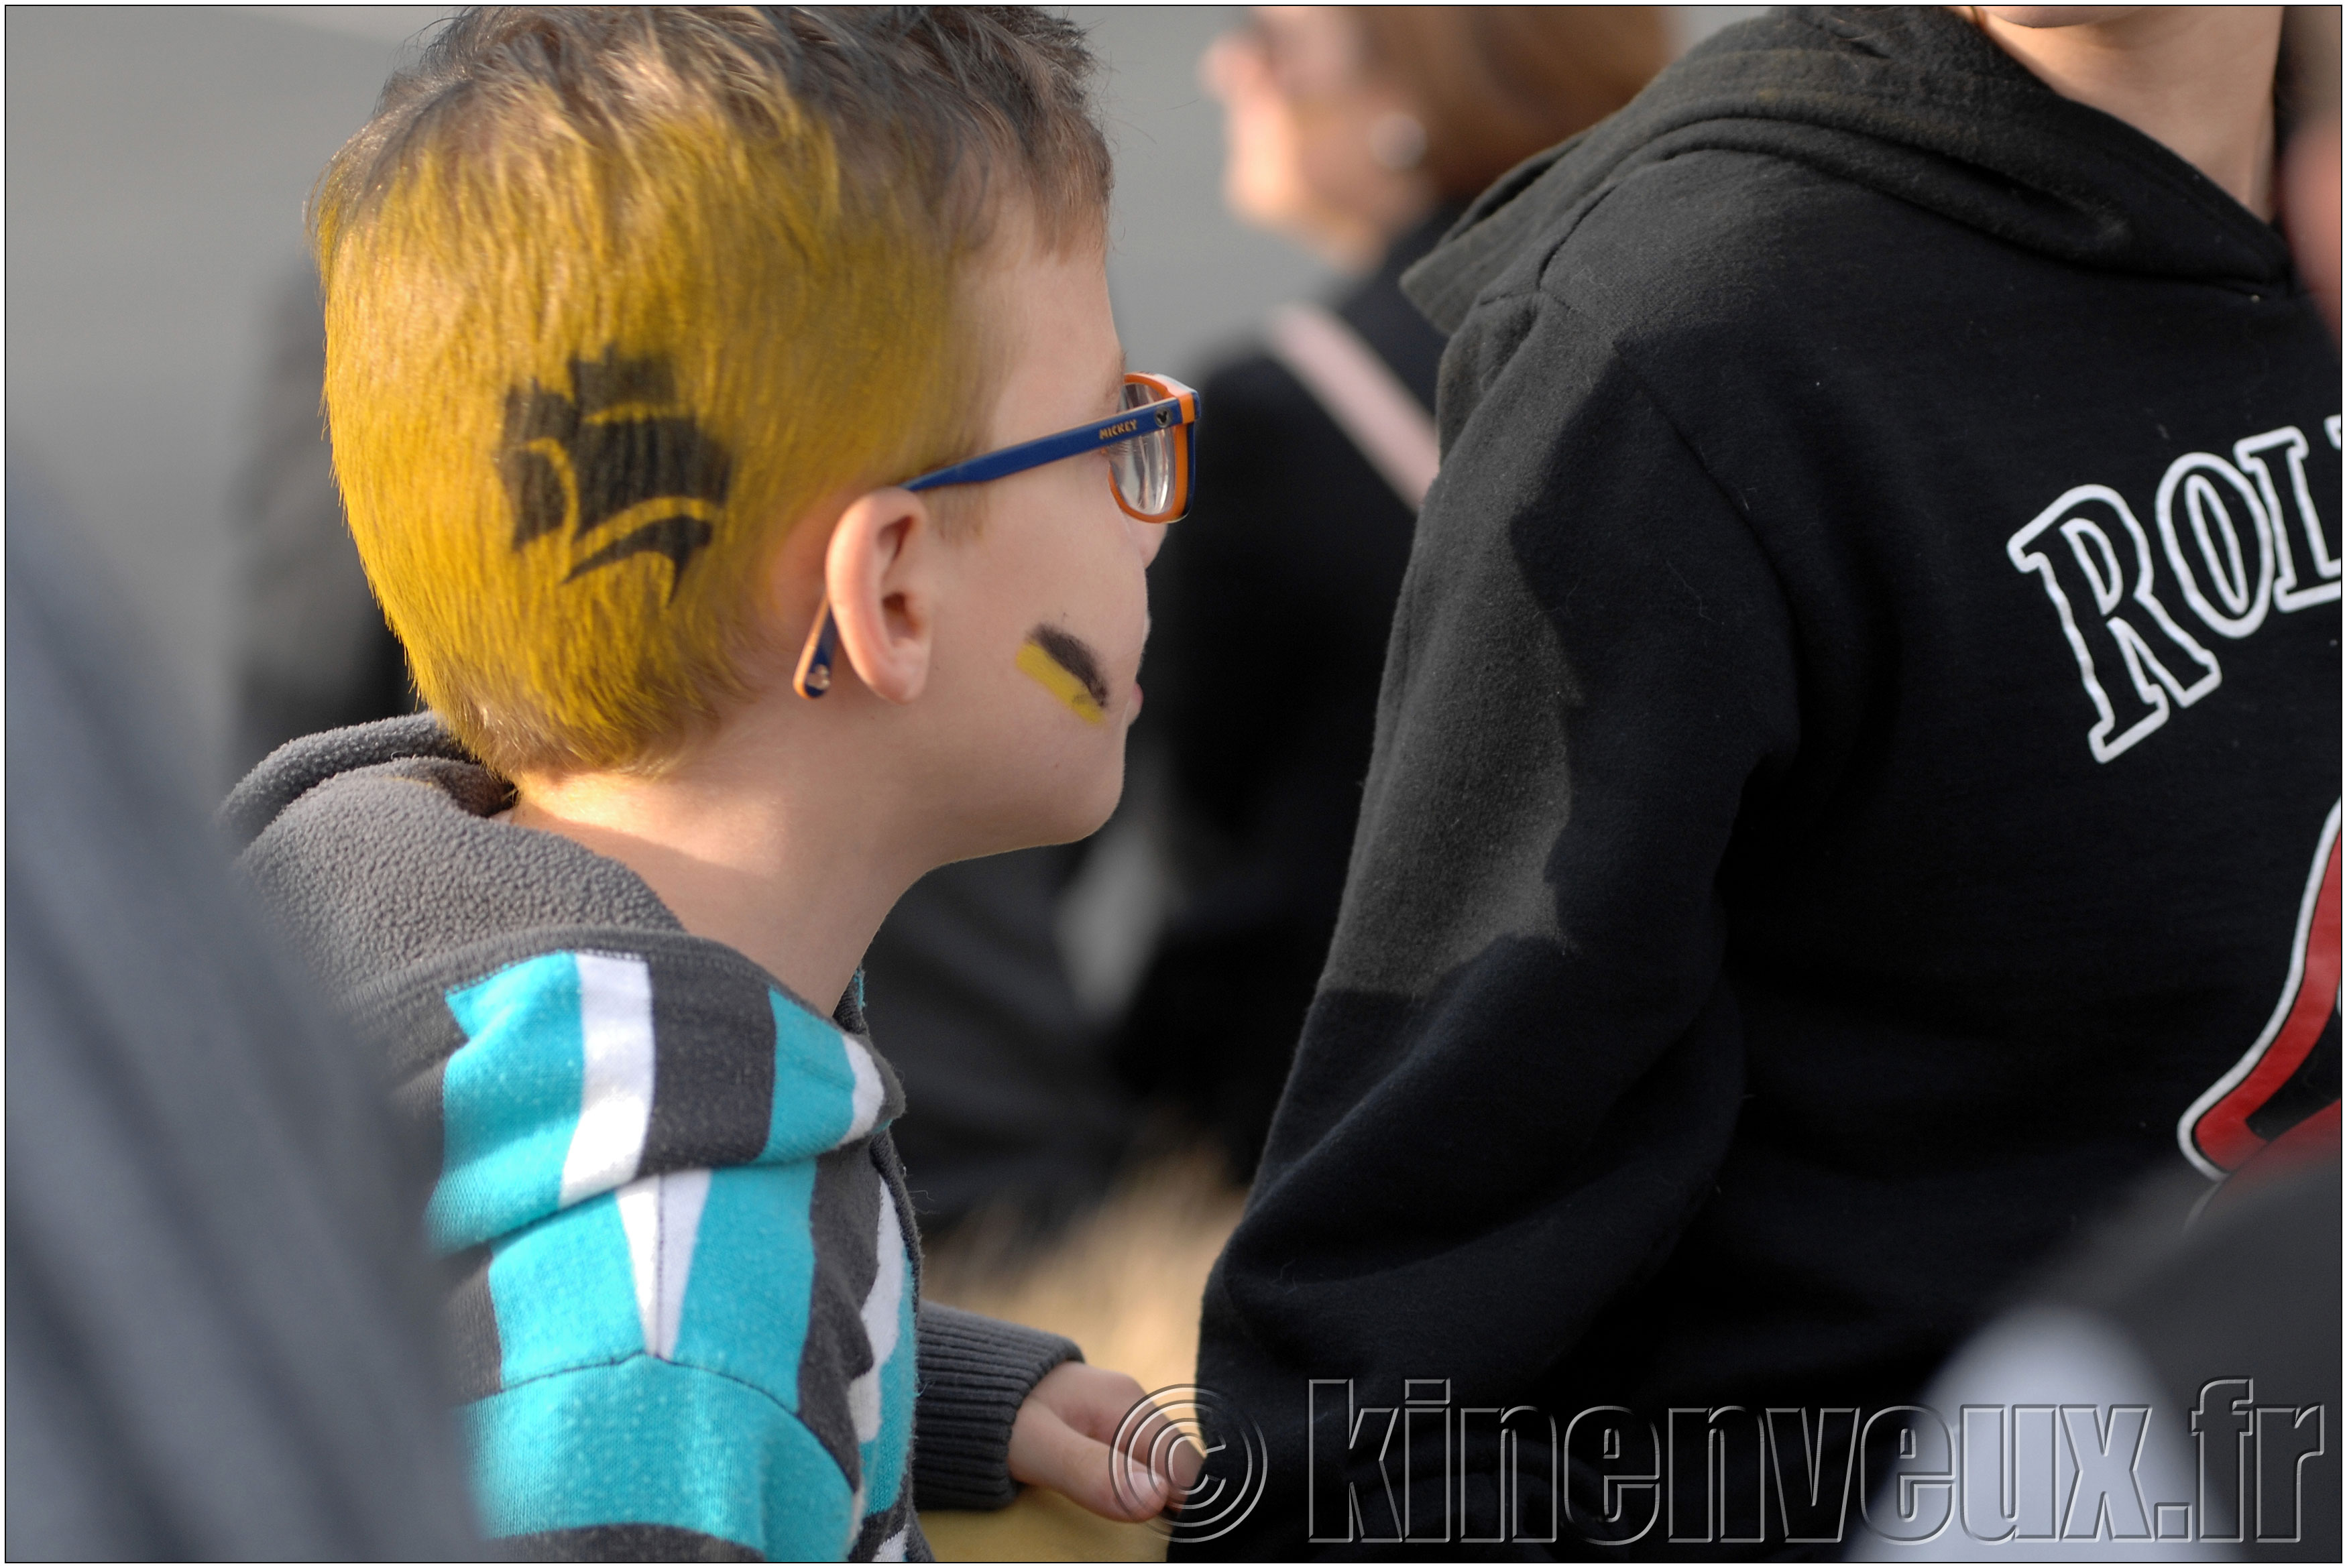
[1017,638,1106,725]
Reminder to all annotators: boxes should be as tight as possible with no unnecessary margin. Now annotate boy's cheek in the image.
[962,672,1126,847]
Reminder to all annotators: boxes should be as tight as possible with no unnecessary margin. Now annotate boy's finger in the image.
[1018,1409,1169,1522]
[1165,1433,1204,1490]
[1061,1368,1152,1441]
[1106,1398,1176,1455]
[1096,1390,1206,1492]
[1109,1405,1204,1494]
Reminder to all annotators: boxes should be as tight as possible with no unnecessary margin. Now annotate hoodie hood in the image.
[225,716,683,999]
[1405,5,2291,333]
[225,715,900,1256]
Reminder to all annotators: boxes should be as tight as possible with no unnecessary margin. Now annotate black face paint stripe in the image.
[1027,623,1109,709]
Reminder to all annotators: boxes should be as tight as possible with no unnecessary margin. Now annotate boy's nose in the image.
[1135,518,1169,568]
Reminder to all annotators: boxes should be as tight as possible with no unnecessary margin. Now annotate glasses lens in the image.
[1110,379,1175,518]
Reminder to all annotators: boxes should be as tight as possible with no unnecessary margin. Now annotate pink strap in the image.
[1265,303,1440,509]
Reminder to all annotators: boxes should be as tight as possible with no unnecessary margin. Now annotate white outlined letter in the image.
[2008,485,2222,762]
[2158,451,2277,638]
[2234,426,2341,611]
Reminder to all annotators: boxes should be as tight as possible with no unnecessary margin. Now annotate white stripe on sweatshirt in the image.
[560,952,654,1205]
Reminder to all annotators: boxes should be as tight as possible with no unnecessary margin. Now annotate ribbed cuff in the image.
[912,1303,1081,1511]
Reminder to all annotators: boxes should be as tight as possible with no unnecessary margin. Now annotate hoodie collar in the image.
[225,715,870,1038]
[228,717,897,1252]
[1405,5,2291,334]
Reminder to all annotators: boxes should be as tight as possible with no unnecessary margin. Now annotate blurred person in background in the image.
[8,467,477,1560]
[1118,6,1671,1180]
[2280,3,2340,338]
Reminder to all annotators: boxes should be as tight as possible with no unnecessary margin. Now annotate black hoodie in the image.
[1186,8,2339,1558]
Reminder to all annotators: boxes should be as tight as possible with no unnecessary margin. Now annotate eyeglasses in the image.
[794,371,1199,699]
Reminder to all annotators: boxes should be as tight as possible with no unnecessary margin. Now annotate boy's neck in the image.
[507,719,933,1020]
[1966,7,2284,221]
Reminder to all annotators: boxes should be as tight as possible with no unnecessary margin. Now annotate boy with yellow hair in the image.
[224,7,1198,1559]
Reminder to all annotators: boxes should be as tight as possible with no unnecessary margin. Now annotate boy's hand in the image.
[1007,1362,1204,1522]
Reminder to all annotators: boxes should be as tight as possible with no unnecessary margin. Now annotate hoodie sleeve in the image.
[911,1303,1080,1511]
[1187,284,1802,1555]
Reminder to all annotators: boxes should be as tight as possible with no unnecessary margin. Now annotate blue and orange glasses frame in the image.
[794,371,1199,699]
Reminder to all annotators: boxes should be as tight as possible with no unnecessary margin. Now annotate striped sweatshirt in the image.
[225,717,1080,1561]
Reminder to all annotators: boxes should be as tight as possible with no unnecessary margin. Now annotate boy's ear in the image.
[824,486,937,705]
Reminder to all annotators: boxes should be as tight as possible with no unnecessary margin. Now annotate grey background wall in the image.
[5,5,1758,788]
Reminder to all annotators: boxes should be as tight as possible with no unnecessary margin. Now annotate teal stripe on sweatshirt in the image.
[431,953,585,1252]
[860,1255,919,1517]
[763,993,872,1160]
[467,1355,856,1561]
[486,1192,642,1386]
[670,1163,818,1410]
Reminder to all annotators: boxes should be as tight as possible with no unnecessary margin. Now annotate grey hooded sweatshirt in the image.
[225,715,1080,1563]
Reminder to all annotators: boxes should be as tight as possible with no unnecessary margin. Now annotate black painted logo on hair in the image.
[498,348,731,600]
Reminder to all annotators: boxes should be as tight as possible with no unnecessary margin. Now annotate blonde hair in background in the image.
[312,7,1110,776]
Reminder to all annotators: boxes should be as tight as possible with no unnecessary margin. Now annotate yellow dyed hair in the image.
[311,6,1110,774]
